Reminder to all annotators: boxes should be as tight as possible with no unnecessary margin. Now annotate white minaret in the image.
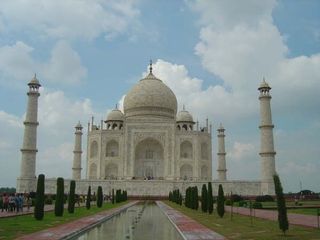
[72,122,83,180]
[217,123,227,181]
[258,78,276,195]
[17,74,41,193]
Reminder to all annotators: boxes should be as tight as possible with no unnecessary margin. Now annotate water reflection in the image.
[75,202,183,240]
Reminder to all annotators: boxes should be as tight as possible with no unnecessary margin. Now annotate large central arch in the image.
[134,138,164,179]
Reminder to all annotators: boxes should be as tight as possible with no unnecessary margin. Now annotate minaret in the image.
[17,74,41,193]
[72,122,83,180]
[217,123,227,181]
[258,78,276,195]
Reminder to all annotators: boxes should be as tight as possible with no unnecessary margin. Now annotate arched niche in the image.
[106,140,119,157]
[105,163,118,179]
[89,163,97,179]
[180,164,193,180]
[180,140,193,159]
[201,142,208,160]
[134,138,164,179]
[201,165,208,180]
[90,141,98,158]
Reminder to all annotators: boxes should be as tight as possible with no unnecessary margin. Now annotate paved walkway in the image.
[225,206,319,228]
[157,201,225,240]
[16,201,138,240]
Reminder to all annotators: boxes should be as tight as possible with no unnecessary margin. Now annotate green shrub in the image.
[34,174,45,220]
[231,194,243,202]
[256,195,274,202]
[238,200,247,207]
[217,184,225,218]
[54,177,64,216]
[86,186,91,210]
[274,174,289,235]
[97,186,103,208]
[225,199,232,206]
[252,201,263,209]
[201,184,208,212]
[45,196,53,205]
[68,180,76,214]
[207,182,213,214]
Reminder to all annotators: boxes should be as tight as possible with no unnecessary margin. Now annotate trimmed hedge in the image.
[68,180,76,213]
[97,186,103,208]
[54,177,64,217]
[34,174,45,220]
[86,186,91,210]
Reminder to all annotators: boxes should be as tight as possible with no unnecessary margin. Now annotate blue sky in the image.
[0,0,319,192]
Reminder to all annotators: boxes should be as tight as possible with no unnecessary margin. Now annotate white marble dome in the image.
[176,110,194,122]
[124,72,177,119]
[106,109,124,121]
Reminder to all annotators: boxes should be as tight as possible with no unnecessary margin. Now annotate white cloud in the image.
[0,0,140,41]
[0,111,23,128]
[0,41,87,85]
[229,142,255,162]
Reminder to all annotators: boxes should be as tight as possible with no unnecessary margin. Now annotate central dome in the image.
[124,71,177,119]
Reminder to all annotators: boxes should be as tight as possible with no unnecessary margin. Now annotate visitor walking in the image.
[3,194,9,212]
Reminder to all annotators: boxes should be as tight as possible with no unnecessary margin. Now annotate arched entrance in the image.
[134,138,164,179]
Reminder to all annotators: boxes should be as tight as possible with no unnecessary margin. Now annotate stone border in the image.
[17,201,138,240]
[157,201,226,240]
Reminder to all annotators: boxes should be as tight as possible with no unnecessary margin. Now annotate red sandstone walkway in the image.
[16,201,138,240]
[157,201,226,240]
[225,206,319,228]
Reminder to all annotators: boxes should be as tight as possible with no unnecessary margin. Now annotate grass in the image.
[261,200,320,208]
[287,208,320,216]
[165,201,320,240]
[0,201,128,240]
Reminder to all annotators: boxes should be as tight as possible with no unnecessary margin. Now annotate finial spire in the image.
[149,59,153,74]
[115,103,118,110]
[183,104,185,111]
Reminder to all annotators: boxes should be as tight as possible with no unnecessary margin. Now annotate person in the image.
[3,194,9,212]
[9,194,15,212]
[26,195,31,211]
[19,194,24,212]
[0,194,3,212]
[14,194,20,213]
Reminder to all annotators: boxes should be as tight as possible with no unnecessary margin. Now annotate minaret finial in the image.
[183,104,185,111]
[149,59,153,74]
[115,103,118,110]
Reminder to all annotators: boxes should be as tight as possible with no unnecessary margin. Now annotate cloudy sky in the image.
[0,0,319,193]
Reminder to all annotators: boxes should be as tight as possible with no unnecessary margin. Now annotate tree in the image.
[208,182,213,214]
[86,186,91,209]
[201,184,208,212]
[55,177,64,216]
[194,186,199,210]
[217,184,225,218]
[112,189,115,204]
[273,174,289,235]
[97,186,103,208]
[68,180,76,214]
[34,174,45,220]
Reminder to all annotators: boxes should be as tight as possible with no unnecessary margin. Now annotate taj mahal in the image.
[16,62,277,196]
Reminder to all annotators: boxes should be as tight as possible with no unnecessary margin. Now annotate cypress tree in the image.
[201,184,208,212]
[86,186,91,209]
[67,180,76,214]
[194,186,199,210]
[97,186,103,208]
[208,182,213,214]
[112,189,115,204]
[217,184,225,218]
[55,177,64,216]
[273,174,289,235]
[34,174,45,220]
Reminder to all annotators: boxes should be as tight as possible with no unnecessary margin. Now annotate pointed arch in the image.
[180,140,193,159]
[201,142,208,160]
[90,141,98,158]
[180,164,193,180]
[89,163,97,179]
[106,140,119,157]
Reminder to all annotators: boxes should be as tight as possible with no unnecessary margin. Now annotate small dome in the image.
[28,74,41,86]
[258,78,271,90]
[106,109,124,121]
[75,121,82,128]
[176,110,194,123]
[123,72,177,119]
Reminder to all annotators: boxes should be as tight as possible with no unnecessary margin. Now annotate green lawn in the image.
[0,201,128,240]
[166,201,320,240]
[287,208,320,216]
[261,200,320,208]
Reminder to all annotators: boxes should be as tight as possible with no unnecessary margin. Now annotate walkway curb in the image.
[157,201,226,240]
[16,201,138,240]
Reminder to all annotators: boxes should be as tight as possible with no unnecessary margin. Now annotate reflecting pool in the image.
[74,202,183,240]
